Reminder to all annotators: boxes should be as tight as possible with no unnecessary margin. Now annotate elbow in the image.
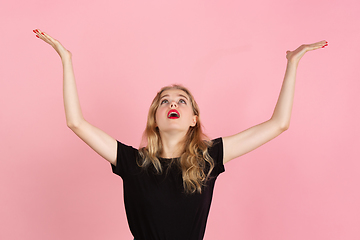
[67,121,78,130]
[66,119,84,130]
[67,121,77,129]
[279,122,290,132]
[270,117,290,132]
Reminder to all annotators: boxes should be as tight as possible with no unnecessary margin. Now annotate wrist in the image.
[60,52,72,62]
[61,55,72,66]
[287,59,299,68]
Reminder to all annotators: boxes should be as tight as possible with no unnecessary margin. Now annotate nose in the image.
[170,101,177,108]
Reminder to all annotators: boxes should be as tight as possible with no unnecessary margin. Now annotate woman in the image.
[33,29,327,240]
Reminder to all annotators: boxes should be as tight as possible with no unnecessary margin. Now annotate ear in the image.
[191,115,198,127]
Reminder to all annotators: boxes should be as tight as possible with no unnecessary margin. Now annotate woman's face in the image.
[155,89,197,134]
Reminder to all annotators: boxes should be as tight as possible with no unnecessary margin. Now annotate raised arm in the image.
[223,40,328,164]
[33,29,117,165]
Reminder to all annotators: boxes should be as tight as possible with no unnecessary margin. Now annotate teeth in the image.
[168,112,179,118]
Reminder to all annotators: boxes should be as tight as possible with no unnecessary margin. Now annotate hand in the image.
[286,40,328,64]
[33,29,72,59]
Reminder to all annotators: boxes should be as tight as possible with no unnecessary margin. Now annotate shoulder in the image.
[208,137,223,158]
[208,137,225,175]
[111,140,140,177]
[116,140,139,158]
[211,137,223,146]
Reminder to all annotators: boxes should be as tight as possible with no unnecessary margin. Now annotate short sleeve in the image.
[208,137,225,176]
[111,140,139,178]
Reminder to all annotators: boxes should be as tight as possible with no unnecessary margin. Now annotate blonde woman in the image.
[33,29,327,240]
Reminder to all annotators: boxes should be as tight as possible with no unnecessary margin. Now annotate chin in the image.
[159,126,189,134]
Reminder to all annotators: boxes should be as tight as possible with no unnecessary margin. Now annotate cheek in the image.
[182,106,195,116]
[155,108,164,121]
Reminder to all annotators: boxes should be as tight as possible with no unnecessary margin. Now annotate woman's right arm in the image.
[34,29,117,165]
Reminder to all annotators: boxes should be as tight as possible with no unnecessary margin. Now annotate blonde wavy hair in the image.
[138,84,214,194]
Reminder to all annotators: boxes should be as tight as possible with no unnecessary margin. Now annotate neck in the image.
[159,130,187,158]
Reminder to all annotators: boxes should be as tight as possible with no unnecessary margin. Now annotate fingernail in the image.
[41,33,44,35]
[33,30,36,33]
[36,35,39,38]
[36,29,39,32]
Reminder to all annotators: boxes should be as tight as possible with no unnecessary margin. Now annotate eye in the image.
[179,99,187,104]
[160,99,169,105]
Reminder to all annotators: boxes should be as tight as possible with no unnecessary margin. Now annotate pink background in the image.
[1,0,359,239]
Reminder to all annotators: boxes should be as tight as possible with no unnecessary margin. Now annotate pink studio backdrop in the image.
[1,0,359,239]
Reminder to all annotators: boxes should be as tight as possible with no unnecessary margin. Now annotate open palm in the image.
[286,40,327,63]
[33,29,71,59]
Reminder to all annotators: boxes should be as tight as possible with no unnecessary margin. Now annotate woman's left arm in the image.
[223,40,328,164]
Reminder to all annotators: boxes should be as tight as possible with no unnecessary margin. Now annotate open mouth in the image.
[167,109,180,119]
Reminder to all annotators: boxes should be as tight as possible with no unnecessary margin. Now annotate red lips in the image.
[167,109,180,119]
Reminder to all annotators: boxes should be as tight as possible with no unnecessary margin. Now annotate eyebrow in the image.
[160,94,189,101]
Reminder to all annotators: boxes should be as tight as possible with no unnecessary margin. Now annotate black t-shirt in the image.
[111,138,225,240]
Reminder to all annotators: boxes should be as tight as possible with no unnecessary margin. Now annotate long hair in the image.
[138,84,214,194]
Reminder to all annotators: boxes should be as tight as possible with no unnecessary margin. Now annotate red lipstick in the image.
[167,109,180,119]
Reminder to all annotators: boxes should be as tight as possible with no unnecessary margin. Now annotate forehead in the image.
[159,89,190,99]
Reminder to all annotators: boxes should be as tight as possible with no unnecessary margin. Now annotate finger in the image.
[321,40,328,48]
[34,29,56,46]
[35,29,50,41]
[33,29,42,39]
[37,29,51,40]
[307,40,328,51]
[33,29,47,41]
[314,40,327,48]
